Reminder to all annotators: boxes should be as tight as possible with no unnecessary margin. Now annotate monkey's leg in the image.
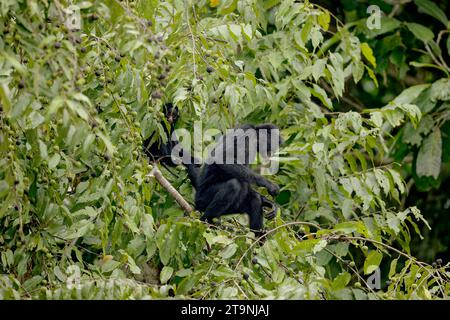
[242,191,264,233]
[200,179,243,223]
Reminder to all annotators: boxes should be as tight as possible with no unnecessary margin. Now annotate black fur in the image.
[143,103,179,167]
[145,108,281,233]
[181,123,282,233]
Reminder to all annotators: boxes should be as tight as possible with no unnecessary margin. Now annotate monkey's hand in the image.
[266,182,280,197]
[264,206,277,220]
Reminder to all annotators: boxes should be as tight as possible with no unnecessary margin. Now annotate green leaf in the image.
[335,242,349,257]
[28,111,45,129]
[414,88,436,113]
[430,78,450,101]
[177,275,200,295]
[301,16,314,44]
[365,66,378,87]
[47,96,65,116]
[211,266,236,279]
[396,104,422,128]
[48,153,61,169]
[389,258,398,278]
[220,243,238,259]
[23,276,43,291]
[101,259,121,273]
[332,272,351,290]
[310,84,333,110]
[410,61,447,73]
[272,267,285,284]
[334,221,366,235]
[405,22,434,43]
[120,250,141,274]
[318,10,331,31]
[293,239,322,253]
[364,251,383,275]
[391,84,430,105]
[341,199,354,219]
[414,0,449,28]
[364,17,401,38]
[175,268,193,278]
[0,84,11,114]
[370,112,383,127]
[352,61,365,83]
[416,129,442,179]
[54,266,67,282]
[316,249,333,266]
[141,214,155,237]
[1,50,27,75]
[156,225,178,265]
[160,266,174,284]
[360,43,376,68]
[388,169,406,194]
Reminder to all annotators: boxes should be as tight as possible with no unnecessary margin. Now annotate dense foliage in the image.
[316,0,450,263]
[0,0,449,299]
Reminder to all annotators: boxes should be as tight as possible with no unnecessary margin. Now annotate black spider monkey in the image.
[178,123,282,233]
[144,105,281,233]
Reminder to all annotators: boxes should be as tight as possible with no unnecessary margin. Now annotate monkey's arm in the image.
[175,147,202,189]
[221,164,280,196]
[184,163,202,189]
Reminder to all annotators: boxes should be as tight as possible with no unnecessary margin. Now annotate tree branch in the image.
[148,166,194,213]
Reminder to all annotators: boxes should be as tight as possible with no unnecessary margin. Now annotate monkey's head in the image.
[255,123,283,157]
[163,103,179,124]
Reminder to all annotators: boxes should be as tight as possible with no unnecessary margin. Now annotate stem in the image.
[148,166,194,213]
[185,1,197,78]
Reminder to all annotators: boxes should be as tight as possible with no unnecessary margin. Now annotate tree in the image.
[0,0,448,299]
